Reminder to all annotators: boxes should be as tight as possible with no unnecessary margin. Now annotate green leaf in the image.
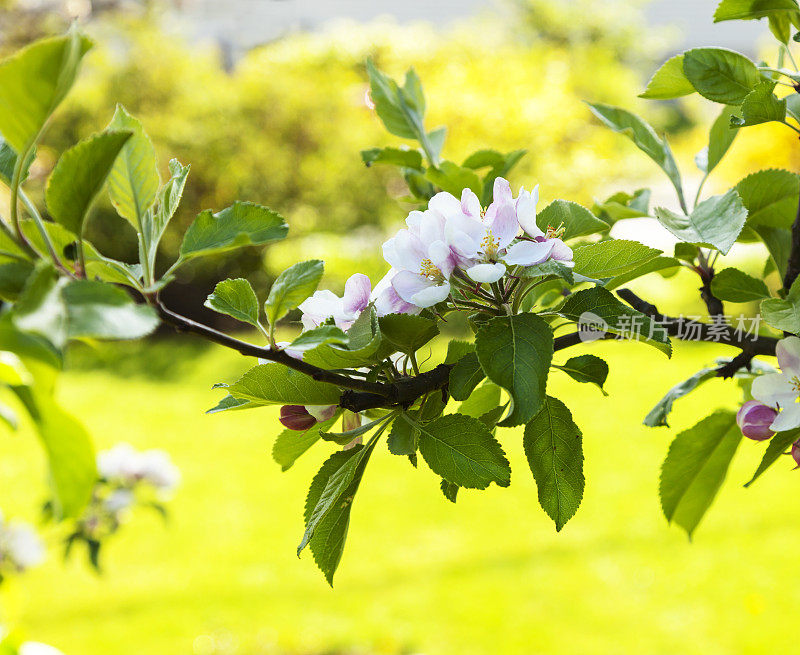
[449,351,485,401]
[424,160,481,197]
[45,130,132,236]
[695,105,739,174]
[445,339,474,365]
[554,355,609,394]
[644,367,717,427]
[572,239,661,277]
[0,30,92,153]
[387,414,419,456]
[682,47,760,105]
[377,313,438,354]
[302,439,377,585]
[744,428,800,487]
[413,413,511,489]
[517,259,576,285]
[61,280,159,340]
[226,363,341,406]
[264,260,323,328]
[475,314,553,427]
[558,286,672,356]
[755,224,791,278]
[710,267,770,301]
[523,396,584,531]
[179,201,288,260]
[205,278,260,327]
[640,54,696,99]
[321,413,391,445]
[660,411,742,537]
[586,103,684,207]
[736,168,799,228]
[366,59,426,142]
[536,200,609,240]
[361,147,423,170]
[303,306,382,369]
[457,381,502,419]
[288,326,349,352]
[592,188,651,224]
[272,415,338,472]
[714,0,800,22]
[654,189,748,255]
[761,276,800,332]
[144,158,190,274]
[0,261,35,302]
[11,386,96,519]
[440,479,459,503]
[732,81,787,126]
[105,105,160,230]
[205,394,253,414]
[12,263,67,348]
[604,256,681,290]
[0,136,34,187]
[462,148,527,205]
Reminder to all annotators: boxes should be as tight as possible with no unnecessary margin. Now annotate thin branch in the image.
[783,178,800,292]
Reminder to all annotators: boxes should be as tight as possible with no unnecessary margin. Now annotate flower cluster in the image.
[737,336,800,465]
[0,509,45,581]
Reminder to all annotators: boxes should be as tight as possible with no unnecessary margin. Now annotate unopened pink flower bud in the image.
[279,405,317,431]
[305,405,337,422]
[736,400,778,441]
[792,441,800,468]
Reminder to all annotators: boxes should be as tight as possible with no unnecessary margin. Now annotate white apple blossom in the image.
[752,336,800,431]
[508,184,574,267]
[19,643,66,655]
[0,517,45,572]
[97,444,180,494]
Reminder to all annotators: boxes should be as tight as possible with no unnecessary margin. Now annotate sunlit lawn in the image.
[1,335,799,655]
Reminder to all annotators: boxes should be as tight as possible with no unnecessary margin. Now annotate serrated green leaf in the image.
[226,363,341,406]
[744,428,800,486]
[12,263,67,348]
[0,136,34,188]
[413,413,511,489]
[366,59,425,142]
[683,47,760,105]
[0,30,92,153]
[714,0,799,22]
[736,168,799,228]
[46,130,132,236]
[696,105,739,174]
[517,259,576,285]
[377,313,438,354]
[272,414,338,471]
[61,280,159,340]
[361,147,423,170]
[604,256,681,290]
[644,368,717,427]
[536,200,609,240]
[457,381,502,418]
[105,105,160,229]
[586,103,685,207]
[572,239,661,277]
[440,479,459,503]
[523,396,584,531]
[205,278,260,327]
[660,411,741,537]
[303,307,382,369]
[732,80,787,126]
[558,286,672,356]
[710,267,770,302]
[475,314,553,427]
[654,188,747,254]
[387,414,419,456]
[205,394,253,414]
[640,54,696,99]
[444,339,474,365]
[755,224,791,278]
[289,326,349,352]
[180,201,288,260]
[264,260,324,328]
[425,160,481,197]
[449,351,485,401]
[144,158,189,273]
[761,276,800,332]
[554,355,609,394]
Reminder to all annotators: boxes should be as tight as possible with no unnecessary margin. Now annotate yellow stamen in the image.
[419,258,445,284]
[546,222,566,239]
[480,229,501,260]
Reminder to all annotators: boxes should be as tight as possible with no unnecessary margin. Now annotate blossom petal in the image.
[461,188,482,218]
[342,273,372,316]
[418,209,447,245]
[392,270,432,304]
[445,213,484,258]
[778,336,800,379]
[411,281,451,307]
[428,191,462,219]
[493,177,513,205]
[549,238,575,266]
[752,372,798,407]
[298,290,342,330]
[491,203,520,248]
[428,240,456,277]
[516,184,543,238]
[466,262,506,283]
[374,284,419,317]
[502,240,554,266]
[771,402,800,431]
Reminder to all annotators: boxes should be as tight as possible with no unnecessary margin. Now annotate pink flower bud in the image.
[736,400,778,441]
[792,441,800,468]
[279,405,317,431]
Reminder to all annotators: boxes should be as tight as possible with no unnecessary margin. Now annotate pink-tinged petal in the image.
[374,284,419,317]
[405,210,426,233]
[461,188,482,219]
[390,229,427,271]
[466,262,506,283]
[752,372,798,407]
[490,203,519,248]
[737,400,778,440]
[770,403,800,431]
[392,270,432,304]
[428,240,456,277]
[516,186,543,238]
[411,281,450,307]
[305,404,337,422]
[493,177,512,205]
[428,191,462,219]
[418,209,447,244]
[502,240,554,266]
[549,238,574,265]
[298,290,342,330]
[445,213,484,258]
[778,336,800,379]
[342,273,372,316]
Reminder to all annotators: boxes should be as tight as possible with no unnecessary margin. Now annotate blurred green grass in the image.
[1,335,799,655]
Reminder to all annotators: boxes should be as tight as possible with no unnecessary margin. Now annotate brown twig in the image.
[783,179,800,292]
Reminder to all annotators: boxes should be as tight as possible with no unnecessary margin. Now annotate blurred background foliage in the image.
[1,0,797,323]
